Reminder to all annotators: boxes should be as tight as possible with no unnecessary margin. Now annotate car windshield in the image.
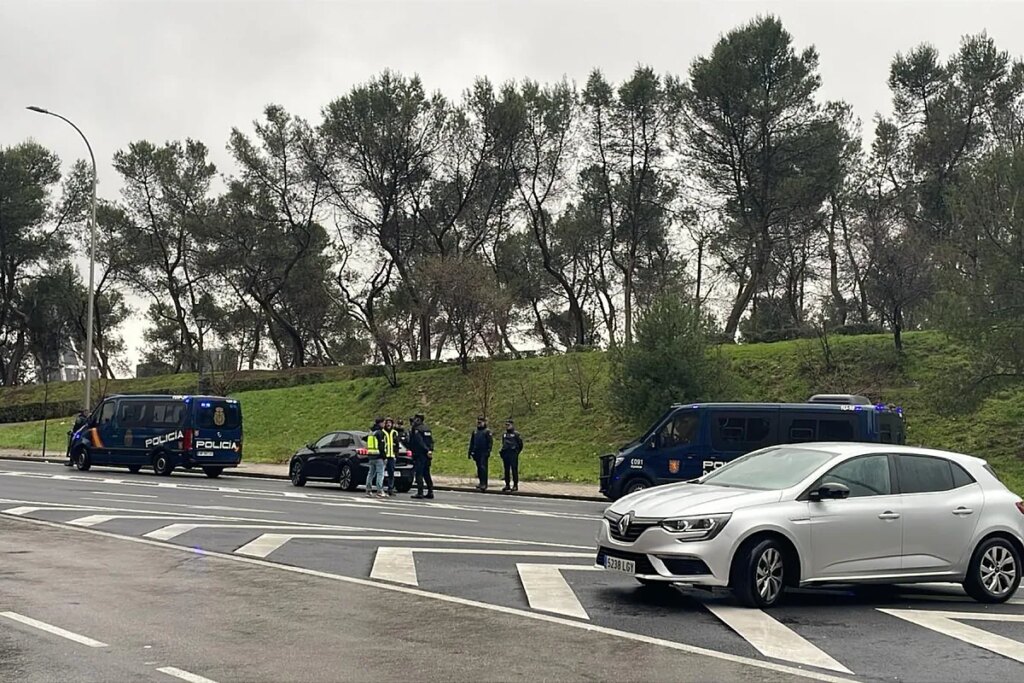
[700,446,837,490]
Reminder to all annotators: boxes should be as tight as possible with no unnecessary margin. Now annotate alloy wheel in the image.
[980,545,1017,596]
[756,547,784,603]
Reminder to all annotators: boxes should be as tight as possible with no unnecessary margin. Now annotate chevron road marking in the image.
[235,534,528,559]
[369,547,593,586]
[516,563,603,619]
[880,608,1024,665]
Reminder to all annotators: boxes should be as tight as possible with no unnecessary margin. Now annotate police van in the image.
[599,394,905,500]
[69,394,243,478]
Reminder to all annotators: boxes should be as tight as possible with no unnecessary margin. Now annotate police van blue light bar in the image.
[200,402,211,408]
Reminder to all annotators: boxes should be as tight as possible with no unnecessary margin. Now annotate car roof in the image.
[779,442,987,467]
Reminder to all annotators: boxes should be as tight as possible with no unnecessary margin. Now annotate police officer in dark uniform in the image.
[500,419,524,493]
[468,416,493,491]
[408,413,435,499]
[65,410,89,467]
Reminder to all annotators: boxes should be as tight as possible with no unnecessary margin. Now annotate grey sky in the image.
[3,0,1023,370]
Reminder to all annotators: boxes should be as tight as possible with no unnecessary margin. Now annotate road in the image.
[1,458,1022,682]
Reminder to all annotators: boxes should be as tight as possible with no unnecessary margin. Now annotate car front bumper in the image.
[595,519,733,587]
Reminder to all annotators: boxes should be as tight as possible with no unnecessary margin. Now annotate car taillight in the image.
[1016,501,1024,516]
[356,448,369,455]
[182,429,193,451]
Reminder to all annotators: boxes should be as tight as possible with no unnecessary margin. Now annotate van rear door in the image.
[191,399,243,464]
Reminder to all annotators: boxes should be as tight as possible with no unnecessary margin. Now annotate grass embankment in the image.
[1,332,1022,491]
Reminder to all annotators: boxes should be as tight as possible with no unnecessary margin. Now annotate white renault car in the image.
[596,443,1024,607]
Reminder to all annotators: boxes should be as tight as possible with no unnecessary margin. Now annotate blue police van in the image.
[69,394,243,478]
[599,394,905,500]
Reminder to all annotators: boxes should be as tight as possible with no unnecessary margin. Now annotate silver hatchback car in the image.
[596,443,1024,607]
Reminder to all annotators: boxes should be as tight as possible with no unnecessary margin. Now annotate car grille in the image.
[597,547,657,575]
[605,512,659,543]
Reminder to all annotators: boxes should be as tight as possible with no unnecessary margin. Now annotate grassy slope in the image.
[2,332,1021,491]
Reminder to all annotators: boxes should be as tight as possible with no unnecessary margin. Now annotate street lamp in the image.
[27,106,98,412]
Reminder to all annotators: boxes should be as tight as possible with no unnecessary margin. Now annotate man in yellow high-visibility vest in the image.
[380,417,400,496]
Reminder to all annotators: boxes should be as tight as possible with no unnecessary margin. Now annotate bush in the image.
[833,323,885,336]
[610,297,731,428]
[0,400,82,424]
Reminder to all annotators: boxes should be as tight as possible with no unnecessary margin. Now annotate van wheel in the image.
[623,477,652,496]
[74,449,91,472]
[152,453,174,477]
[339,463,358,491]
[290,459,306,487]
[732,538,787,608]
[964,537,1021,603]
[203,467,223,479]
[127,465,141,474]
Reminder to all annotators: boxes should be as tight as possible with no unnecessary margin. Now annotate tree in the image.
[675,16,843,337]
[420,255,501,371]
[610,296,729,427]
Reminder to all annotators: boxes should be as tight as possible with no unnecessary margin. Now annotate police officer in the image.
[65,410,89,467]
[468,416,493,491]
[500,419,524,493]
[408,413,435,499]
[395,418,408,450]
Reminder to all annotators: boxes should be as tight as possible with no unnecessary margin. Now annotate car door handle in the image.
[878,511,901,520]
[952,507,974,516]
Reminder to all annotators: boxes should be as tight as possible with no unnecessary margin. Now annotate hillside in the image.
[1,332,1022,492]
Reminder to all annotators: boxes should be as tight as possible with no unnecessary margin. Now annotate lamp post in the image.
[27,106,97,412]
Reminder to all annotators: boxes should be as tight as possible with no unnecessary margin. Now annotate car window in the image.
[332,433,354,448]
[816,455,891,497]
[99,401,116,424]
[951,462,976,488]
[701,446,836,490]
[897,455,955,493]
[711,414,775,451]
[118,401,145,427]
[657,413,700,448]
[315,434,337,449]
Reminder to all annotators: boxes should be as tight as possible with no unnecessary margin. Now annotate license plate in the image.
[197,451,214,457]
[605,556,636,573]
[393,471,401,477]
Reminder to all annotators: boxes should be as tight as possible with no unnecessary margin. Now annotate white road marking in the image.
[156,666,219,683]
[236,534,523,559]
[89,491,158,499]
[880,609,1024,665]
[704,604,852,673]
[517,563,602,620]
[70,514,190,527]
[370,547,593,585]
[144,523,359,541]
[7,515,853,683]
[3,506,81,516]
[0,611,108,648]
[380,511,478,523]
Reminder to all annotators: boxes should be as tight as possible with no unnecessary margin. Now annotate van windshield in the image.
[195,401,241,430]
[700,446,836,490]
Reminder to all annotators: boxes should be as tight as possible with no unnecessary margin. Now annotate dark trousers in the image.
[413,454,433,494]
[472,453,489,488]
[501,452,519,486]
[385,458,396,492]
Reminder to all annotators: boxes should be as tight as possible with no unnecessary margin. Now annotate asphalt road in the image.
[1,458,1022,682]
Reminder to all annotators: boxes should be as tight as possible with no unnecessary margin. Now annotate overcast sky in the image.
[3,0,1024,372]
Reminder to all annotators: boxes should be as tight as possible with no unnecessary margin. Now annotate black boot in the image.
[501,484,511,493]
[425,491,435,499]
[511,484,518,492]
[411,492,425,499]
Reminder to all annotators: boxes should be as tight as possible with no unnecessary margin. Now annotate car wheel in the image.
[339,463,358,491]
[732,538,787,608]
[74,448,91,472]
[203,466,223,479]
[963,537,1021,603]
[290,459,306,487]
[127,465,141,474]
[623,477,652,496]
[152,452,174,477]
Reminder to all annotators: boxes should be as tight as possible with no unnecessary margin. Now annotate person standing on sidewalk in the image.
[380,417,399,496]
[408,413,435,499]
[367,420,387,498]
[467,416,493,491]
[500,419,524,493]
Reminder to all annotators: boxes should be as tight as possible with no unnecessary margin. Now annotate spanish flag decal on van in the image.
[90,428,104,448]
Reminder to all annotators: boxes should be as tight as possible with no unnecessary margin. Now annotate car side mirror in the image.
[306,442,316,451]
[809,482,851,502]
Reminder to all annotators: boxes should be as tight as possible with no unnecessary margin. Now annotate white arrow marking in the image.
[880,608,1024,664]
[370,547,593,585]
[517,563,602,619]
[235,534,524,559]
[705,604,852,673]
[144,523,357,541]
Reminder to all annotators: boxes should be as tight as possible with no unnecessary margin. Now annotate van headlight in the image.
[658,514,731,541]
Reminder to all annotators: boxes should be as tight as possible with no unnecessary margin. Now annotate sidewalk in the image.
[0,449,604,501]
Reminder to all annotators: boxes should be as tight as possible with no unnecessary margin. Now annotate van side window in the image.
[99,401,116,424]
[118,401,144,427]
[788,418,817,443]
[818,418,855,441]
[150,402,185,426]
[657,413,700,448]
[711,415,774,451]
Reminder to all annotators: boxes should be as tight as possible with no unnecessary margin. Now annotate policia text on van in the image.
[68,394,243,478]
[598,395,905,500]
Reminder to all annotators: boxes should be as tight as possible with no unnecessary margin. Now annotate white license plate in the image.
[605,556,636,573]
[197,451,214,457]
[393,471,401,477]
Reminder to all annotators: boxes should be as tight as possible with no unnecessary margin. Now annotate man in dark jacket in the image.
[500,419,524,493]
[65,410,89,467]
[468,416,493,491]
[408,413,435,499]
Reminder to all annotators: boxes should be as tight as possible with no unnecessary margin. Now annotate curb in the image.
[0,454,607,503]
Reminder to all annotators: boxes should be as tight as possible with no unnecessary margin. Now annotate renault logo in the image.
[618,511,633,537]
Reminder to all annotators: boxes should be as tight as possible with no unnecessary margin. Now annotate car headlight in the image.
[658,514,731,541]
[614,455,625,467]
